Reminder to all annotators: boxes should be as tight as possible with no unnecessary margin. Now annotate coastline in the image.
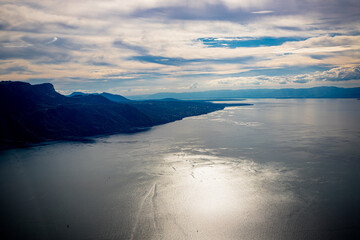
[0,103,252,151]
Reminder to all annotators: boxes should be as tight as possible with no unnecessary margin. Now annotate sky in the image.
[0,0,360,95]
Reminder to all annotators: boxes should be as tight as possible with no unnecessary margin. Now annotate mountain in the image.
[68,91,131,102]
[0,81,233,149]
[0,82,153,148]
[127,86,360,100]
[68,91,88,97]
[99,92,131,102]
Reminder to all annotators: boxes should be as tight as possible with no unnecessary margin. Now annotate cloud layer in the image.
[0,0,360,94]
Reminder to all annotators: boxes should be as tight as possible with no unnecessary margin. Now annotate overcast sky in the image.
[0,0,359,95]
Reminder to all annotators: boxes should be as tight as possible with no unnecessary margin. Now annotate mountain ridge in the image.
[68,91,130,102]
[0,81,240,150]
[126,86,360,100]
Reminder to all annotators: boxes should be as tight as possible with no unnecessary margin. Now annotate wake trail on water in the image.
[129,183,159,240]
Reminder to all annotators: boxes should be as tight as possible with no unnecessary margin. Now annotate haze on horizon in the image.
[0,0,359,96]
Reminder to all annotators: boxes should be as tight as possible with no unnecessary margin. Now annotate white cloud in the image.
[0,0,360,93]
[46,37,58,44]
[251,10,274,14]
[315,65,360,81]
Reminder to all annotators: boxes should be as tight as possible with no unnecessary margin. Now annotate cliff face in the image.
[0,81,224,149]
[0,82,153,147]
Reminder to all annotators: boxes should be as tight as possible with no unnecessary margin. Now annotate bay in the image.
[1,99,360,240]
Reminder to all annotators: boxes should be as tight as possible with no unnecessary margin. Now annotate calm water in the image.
[1,99,360,240]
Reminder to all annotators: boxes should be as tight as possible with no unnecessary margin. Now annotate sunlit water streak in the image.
[0,99,360,239]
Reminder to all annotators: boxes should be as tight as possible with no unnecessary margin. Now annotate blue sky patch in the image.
[198,37,307,48]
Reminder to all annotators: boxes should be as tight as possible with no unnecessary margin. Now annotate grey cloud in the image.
[276,26,304,32]
[292,74,311,84]
[0,45,72,64]
[309,55,330,60]
[293,79,308,84]
[0,18,78,34]
[256,76,271,81]
[113,40,149,54]
[21,36,90,51]
[105,72,169,78]
[130,3,258,22]
[129,0,360,26]
[87,61,116,67]
[0,22,43,34]
[0,35,99,65]
[0,65,32,75]
[130,54,253,66]
[189,82,198,89]
[0,4,80,34]
[0,22,9,30]
[55,22,79,30]
[0,47,48,60]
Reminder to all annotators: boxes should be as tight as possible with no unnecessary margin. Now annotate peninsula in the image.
[0,81,250,149]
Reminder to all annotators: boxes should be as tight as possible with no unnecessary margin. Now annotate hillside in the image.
[68,92,131,102]
[0,81,234,149]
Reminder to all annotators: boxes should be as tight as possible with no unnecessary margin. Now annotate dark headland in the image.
[0,81,250,150]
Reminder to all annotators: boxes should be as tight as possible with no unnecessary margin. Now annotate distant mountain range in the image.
[68,92,131,102]
[126,86,360,100]
[0,81,247,149]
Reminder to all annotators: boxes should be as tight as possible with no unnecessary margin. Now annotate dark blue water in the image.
[1,99,360,239]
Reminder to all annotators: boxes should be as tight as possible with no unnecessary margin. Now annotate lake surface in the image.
[1,99,360,240]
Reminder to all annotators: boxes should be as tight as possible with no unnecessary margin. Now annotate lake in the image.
[1,99,360,240]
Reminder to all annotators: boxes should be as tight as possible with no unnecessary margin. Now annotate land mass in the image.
[0,81,250,149]
[127,86,360,100]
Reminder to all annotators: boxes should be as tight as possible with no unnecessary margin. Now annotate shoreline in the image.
[0,103,252,151]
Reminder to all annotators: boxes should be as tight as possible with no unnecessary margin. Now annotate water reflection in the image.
[1,99,359,239]
[137,149,302,240]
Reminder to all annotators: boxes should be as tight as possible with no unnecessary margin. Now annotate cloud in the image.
[316,65,360,81]
[293,79,308,84]
[46,37,58,44]
[0,46,71,63]
[87,61,116,67]
[0,65,32,75]
[251,10,274,14]
[129,54,254,66]
[130,55,192,66]
[130,3,257,22]
[189,82,199,89]
[128,0,360,25]
[113,40,149,54]
[0,0,360,94]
